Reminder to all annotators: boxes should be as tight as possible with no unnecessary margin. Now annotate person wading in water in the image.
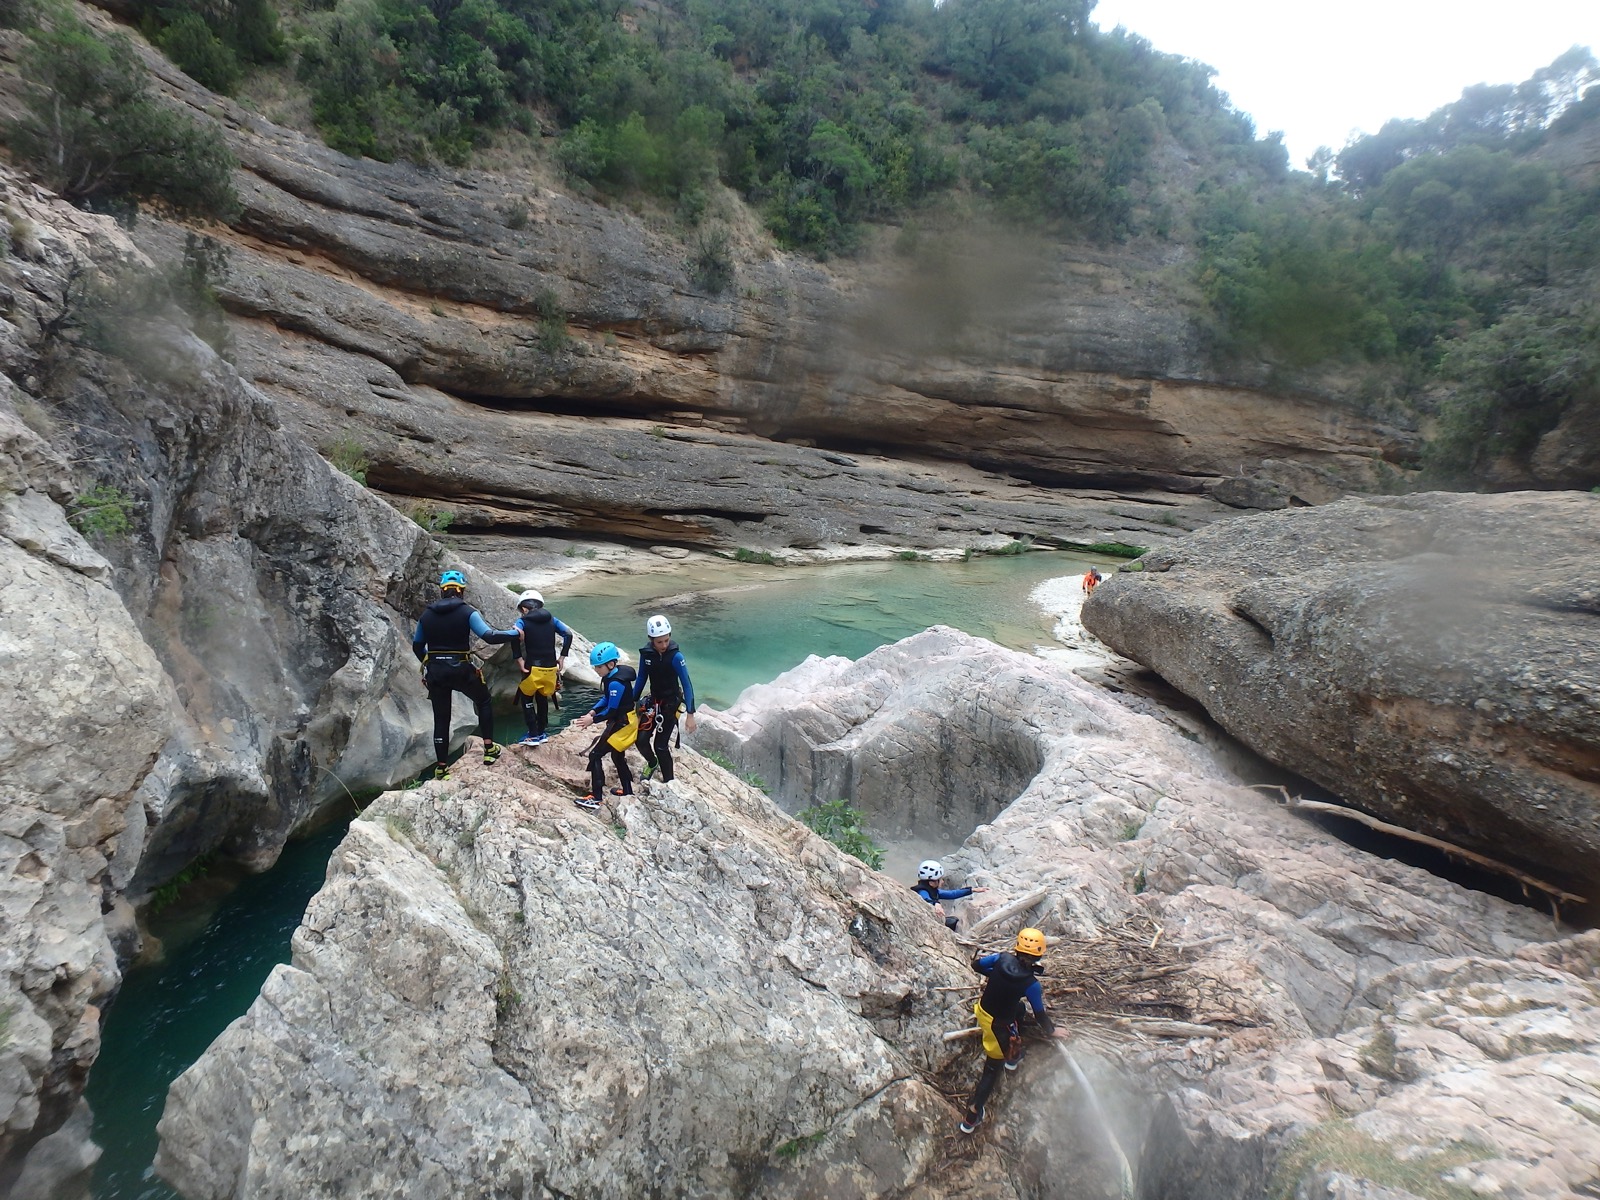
[412,570,519,781]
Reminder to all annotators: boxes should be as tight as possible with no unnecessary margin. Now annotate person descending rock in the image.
[959,927,1065,1134]
[634,613,698,786]
[512,589,573,746]
[572,642,638,810]
[911,860,988,931]
[412,570,519,781]
[1082,567,1104,596]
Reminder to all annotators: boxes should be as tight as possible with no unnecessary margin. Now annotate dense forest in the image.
[2,0,1596,487]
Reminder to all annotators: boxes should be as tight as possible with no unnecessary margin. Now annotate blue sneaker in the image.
[531,732,550,745]
[517,734,540,746]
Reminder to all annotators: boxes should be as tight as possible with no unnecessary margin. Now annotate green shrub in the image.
[147,852,215,915]
[408,503,455,534]
[155,12,241,93]
[4,16,238,223]
[689,226,734,294]
[732,547,777,564]
[325,439,369,485]
[798,799,885,871]
[67,484,133,540]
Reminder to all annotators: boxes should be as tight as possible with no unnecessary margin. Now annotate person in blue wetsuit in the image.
[571,642,638,809]
[412,570,519,780]
[912,859,988,930]
[959,927,1064,1134]
[511,589,574,745]
[634,613,697,784]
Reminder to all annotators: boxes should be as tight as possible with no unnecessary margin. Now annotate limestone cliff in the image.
[0,166,520,1195]
[83,24,1419,553]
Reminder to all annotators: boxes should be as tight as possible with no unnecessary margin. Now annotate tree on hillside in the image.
[5,16,238,222]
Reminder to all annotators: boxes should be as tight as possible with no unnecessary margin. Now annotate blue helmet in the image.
[439,570,467,590]
[589,641,620,668]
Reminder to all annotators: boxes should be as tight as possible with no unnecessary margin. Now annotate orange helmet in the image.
[1014,928,1047,957]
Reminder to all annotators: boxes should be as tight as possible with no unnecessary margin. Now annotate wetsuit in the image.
[966,951,1054,1123]
[514,607,574,737]
[634,639,696,782]
[586,663,638,799]
[912,881,973,930]
[412,597,516,764]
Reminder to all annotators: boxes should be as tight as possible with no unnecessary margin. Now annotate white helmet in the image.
[646,614,671,638]
[917,860,943,881]
[518,590,544,608]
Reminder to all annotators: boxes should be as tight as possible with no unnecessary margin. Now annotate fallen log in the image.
[1250,785,1587,910]
[961,887,1052,940]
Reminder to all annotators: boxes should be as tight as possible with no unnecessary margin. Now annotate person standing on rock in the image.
[960,927,1064,1134]
[412,570,519,781]
[571,641,638,810]
[1082,567,1103,595]
[912,860,987,930]
[634,614,697,786]
[511,589,573,746]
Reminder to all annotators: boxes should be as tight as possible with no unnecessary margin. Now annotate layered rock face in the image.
[0,168,521,1193]
[1080,491,1600,895]
[99,45,1416,552]
[700,629,1600,1197]
[155,742,1007,1200]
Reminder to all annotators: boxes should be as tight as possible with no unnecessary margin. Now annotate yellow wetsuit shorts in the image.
[518,666,559,697]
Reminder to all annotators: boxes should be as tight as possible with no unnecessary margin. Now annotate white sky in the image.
[1090,0,1600,168]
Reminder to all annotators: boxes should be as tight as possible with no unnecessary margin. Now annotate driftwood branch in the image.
[961,887,1052,940]
[1251,785,1586,908]
[1112,1017,1227,1038]
[942,1027,981,1042]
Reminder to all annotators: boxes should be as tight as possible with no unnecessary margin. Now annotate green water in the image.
[83,551,1095,1197]
[84,823,348,1200]
[554,552,1098,710]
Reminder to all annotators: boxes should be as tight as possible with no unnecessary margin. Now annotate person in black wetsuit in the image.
[411,570,519,780]
[959,927,1064,1134]
[571,641,638,809]
[511,589,574,745]
[634,613,697,785]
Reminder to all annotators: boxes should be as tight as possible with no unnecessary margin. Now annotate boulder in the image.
[155,746,993,1199]
[1081,491,1600,895]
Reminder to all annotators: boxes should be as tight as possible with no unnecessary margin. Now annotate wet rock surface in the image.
[158,631,1597,1198]
[1081,490,1600,896]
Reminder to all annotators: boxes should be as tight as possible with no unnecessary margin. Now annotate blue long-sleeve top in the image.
[637,641,696,714]
[412,609,515,659]
[588,669,634,721]
[913,882,973,904]
[973,953,1047,1018]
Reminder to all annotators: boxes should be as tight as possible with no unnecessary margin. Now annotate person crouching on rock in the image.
[571,641,638,810]
[912,859,987,930]
[512,589,573,746]
[412,570,520,781]
[960,927,1064,1135]
[635,613,698,786]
